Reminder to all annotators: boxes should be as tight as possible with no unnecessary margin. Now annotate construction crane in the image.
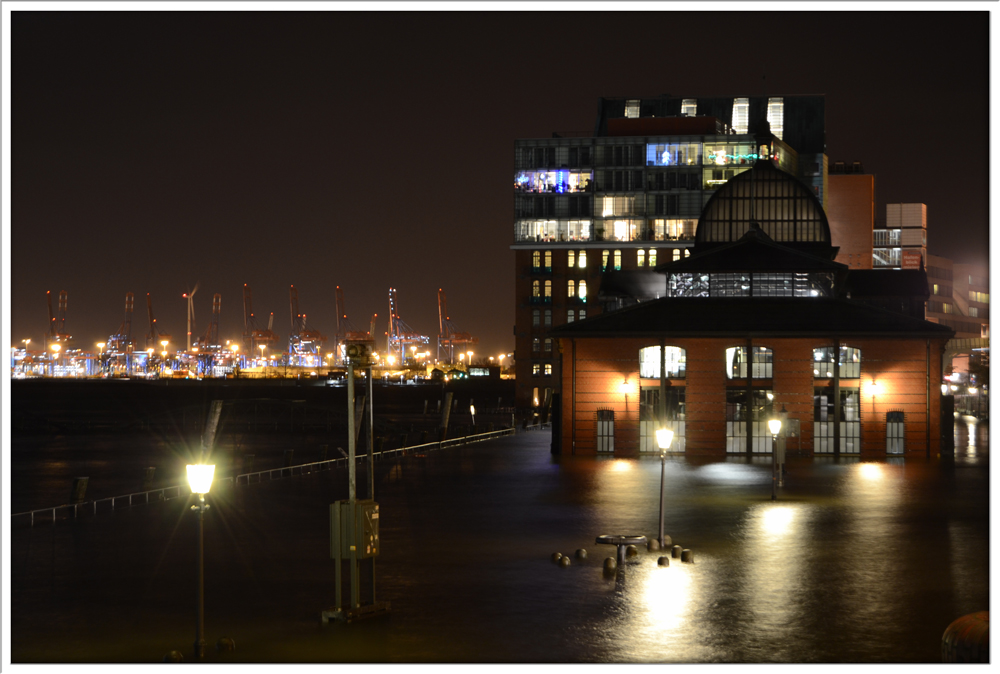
[387,287,429,363]
[333,286,373,365]
[288,284,327,363]
[145,293,172,350]
[182,283,199,352]
[242,283,278,355]
[195,293,222,351]
[45,290,72,349]
[437,288,478,363]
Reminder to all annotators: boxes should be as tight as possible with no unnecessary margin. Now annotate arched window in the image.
[543,280,552,302]
[578,280,587,303]
[532,280,540,298]
[726,346,772,379]
[543,250,552,270]
[639,346,686,379]
[532,251,541,270]
[812,346,861,379]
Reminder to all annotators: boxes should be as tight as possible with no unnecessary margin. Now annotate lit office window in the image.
[673,248,681,261]
[532,251,541,269]
[726,346,773,379]
[614,250,622,271]
[568,250,576,268]
[681,99,697,116]
[602,250,610,271]
[767,97,784,140]
[543,280,552,302]
[532,363,541,376]
[544,338,552,353]
[637,250,646,268]
[544,363,553,376]
[732,97,749,134]
[578,281,588,303]
[544,250,552,270]
[625,99,640,118]
[578,309,587,320]
[648,249,657,267]
[532,280,540,298]
[578,250,587,268]
[567,280,576,299]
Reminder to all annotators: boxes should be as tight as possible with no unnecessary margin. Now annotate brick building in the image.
[551,155,953,459]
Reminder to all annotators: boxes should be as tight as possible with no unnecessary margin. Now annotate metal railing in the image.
[12,427,516,526]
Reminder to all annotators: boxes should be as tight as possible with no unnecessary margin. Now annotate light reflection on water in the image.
[10,422,990,664]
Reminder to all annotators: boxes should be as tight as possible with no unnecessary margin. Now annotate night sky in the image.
[5,10,990,358]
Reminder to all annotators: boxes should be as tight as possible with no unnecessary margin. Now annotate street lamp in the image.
[655,427,674,548]
[470,404,476,430]
[768,416,783,501]
[186,463,215,660]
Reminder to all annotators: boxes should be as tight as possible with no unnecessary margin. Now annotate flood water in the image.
[8,415,989,663]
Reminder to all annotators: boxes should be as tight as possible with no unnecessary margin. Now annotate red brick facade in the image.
[559,335,948,459]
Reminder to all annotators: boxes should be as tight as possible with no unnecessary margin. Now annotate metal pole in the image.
[658,451,666,547]
[194,496,206,659]
[366,365,374,500]
[347,360,356,502]
[771,434,777,501]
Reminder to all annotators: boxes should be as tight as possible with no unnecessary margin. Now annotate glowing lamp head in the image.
[656,427,674,451]
[51,343,61,353]
[619,379,630,394]
[768,418,782,436]
[186,464,215,494]
[470,404,476,415]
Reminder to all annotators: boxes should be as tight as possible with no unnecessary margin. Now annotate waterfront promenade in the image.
[8,427,989,663]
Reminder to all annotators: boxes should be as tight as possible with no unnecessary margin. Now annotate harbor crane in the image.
[242,283,279,355]
[45,290,72,349]
[106,292,136,373]
[289,284,327,362]
[145,293,172,350]
[195,293,222,351]
[437,288,478,363]
[333,285,373,365]
[387,287,429,364]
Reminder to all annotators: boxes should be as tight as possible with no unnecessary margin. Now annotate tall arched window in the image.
[543,280,552,302]
[532,280,540,298]
[725,346,772,379]
[638,346,687,453]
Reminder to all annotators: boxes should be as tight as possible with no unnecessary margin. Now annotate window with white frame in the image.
[681,99,697,116]
[767,97,784,140]
[625,99,640,118]
[732,98,750,134]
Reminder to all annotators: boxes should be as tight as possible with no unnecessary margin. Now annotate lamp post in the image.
[768,416,782,501]
[655,427,674,548]
[186,463,215,660]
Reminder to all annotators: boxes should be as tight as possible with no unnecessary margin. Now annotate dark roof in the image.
[598,270,667,300]
[846,269,930,300]
[551,296,955,339]
[655,225,846,274]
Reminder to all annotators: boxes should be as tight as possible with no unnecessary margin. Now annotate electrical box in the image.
[330,500,380,560]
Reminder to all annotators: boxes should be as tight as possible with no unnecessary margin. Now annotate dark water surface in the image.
[9,418,988,663]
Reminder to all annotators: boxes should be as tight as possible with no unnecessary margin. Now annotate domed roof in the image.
[696,161,831,248]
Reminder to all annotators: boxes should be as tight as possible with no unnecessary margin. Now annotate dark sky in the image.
[7,10,990,357]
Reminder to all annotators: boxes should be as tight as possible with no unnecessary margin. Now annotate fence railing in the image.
[12,426,517,526]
